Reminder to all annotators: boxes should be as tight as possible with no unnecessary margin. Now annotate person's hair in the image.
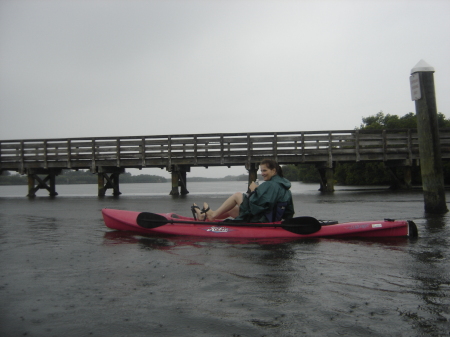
[260,158,283,178]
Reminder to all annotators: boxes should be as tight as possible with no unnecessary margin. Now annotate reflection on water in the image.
[103,231,301,250]
[103,230,417,252]
[424,215,448,232]
[0,183,449,336]
[398,214,450,336]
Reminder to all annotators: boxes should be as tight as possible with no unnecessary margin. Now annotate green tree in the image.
[0,171,27,185]
[334,162,391,185]
[281,165,300,181]
[282,164,320,183]
[361,111,450,129]
[340,111,450,186]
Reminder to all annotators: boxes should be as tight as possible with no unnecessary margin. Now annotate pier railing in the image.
[2,129,450,173]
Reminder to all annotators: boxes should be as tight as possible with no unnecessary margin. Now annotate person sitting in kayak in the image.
[192,159,295,222]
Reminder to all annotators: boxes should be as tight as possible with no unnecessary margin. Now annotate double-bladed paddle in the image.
[136,212,322,235]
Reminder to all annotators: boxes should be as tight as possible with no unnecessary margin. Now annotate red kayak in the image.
[102,208,418,239]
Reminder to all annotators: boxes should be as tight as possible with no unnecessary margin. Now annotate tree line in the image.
[281,112,450,186]
[0,170,250,185]
[0,170,168,185]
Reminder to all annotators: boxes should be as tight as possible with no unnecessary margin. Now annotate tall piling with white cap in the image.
[410,60,448,213]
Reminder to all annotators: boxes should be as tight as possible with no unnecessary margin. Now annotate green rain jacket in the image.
[235,175,295,223]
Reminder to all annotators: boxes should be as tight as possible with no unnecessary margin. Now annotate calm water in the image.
[0,182,449,336]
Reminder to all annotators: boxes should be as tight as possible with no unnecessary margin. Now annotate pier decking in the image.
[1,129,450,196]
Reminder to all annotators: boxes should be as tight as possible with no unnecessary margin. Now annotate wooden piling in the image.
[317,163,334,192]
[26,168,60,197]
[246,162,258,193]
[111,172,121,196]
[98,173,106,197]
[97,167,124,197]
[411,60,448,213]
[27,173,36,197]
[385,161,413,190]
[247,163,258,183]
[169,165,190,195]
[179,169,189,195]
[170,170,180,196]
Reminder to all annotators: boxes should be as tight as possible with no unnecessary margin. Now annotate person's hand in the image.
[249,181,258,192]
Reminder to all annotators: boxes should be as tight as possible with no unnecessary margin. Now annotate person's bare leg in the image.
[218,204,240,219]
[204,192,243,220]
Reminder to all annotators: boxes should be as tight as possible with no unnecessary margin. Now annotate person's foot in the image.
[191,204,201,220]
[192,203,205,220]
[202,202,214,221]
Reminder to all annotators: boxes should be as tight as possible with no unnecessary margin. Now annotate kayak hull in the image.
[102,208,417,239]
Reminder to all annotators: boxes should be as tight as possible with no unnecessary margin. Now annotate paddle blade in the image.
[282,216,322,235]
[136,212,169,229]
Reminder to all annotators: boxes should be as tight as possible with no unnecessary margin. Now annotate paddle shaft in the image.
[136,212,323,235]
[141,215,319,228]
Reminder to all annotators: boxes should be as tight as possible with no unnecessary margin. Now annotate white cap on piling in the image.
[411,59,435,74]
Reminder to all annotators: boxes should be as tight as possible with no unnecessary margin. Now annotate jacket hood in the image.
[270,174,291,189]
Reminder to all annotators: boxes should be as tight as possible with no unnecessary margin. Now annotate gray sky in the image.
[1,0,449,178]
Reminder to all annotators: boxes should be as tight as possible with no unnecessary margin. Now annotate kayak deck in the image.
[102,208,417,239]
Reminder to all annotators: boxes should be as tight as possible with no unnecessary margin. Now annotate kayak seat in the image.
[265,202,288,222]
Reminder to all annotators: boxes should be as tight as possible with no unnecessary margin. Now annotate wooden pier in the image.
[1,129,450,196]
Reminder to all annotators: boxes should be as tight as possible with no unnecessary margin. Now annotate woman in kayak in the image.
[192,159,295,222]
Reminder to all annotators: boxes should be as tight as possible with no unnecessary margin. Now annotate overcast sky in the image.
[1,0,449,178]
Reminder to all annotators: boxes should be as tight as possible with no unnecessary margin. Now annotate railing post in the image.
[193,136,198,165]
[43,140,48,169]
[220,134,224,164]
[168,136,172,168]
[273,132,278,162]
[407,129,413,164]
[246,134,251,168]
[91,139,96,172]
[327,132,333,168]
[301,132,305,162]
[67,139,72,169]
[355,130,360,162]
[116,138,120,167]
[141,137,146,167]
[20,140,25,174]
